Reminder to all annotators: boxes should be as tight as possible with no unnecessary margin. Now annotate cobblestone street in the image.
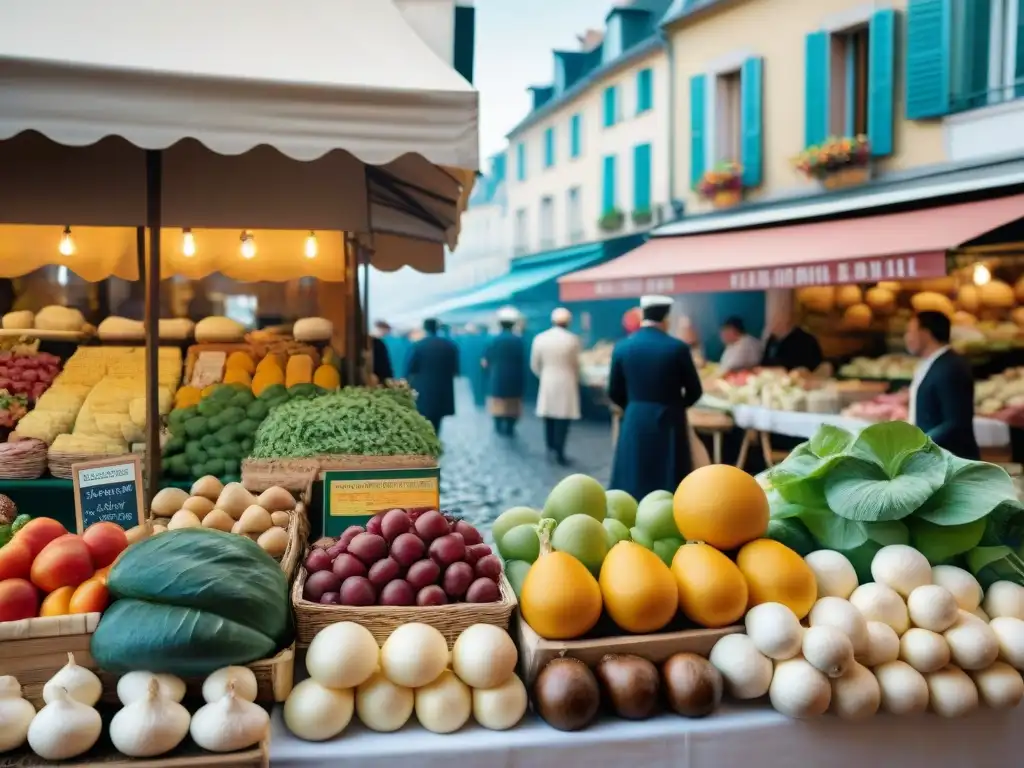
[438,380,613,537]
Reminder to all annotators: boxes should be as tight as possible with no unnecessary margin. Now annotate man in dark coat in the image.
[905,310,980,459]
[609,295,703,500]
[406,318,459,436]
[761,314,823,372]
[482,307,526,436]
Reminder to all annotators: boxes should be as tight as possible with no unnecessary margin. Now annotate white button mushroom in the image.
[804,550,858,599]
[802,626,854,678]
[849,583,910,636]
[899,628,950,674]
[871,545,931,599]
[708,634,773,700]
[768,658,831,719]
[874,660,929,715]
[808,597,869,655]
[926,666,979,718]
[907,584,960,633]
[969,661,1024,709]
[829,662,880,720]
[944,616,999,671]
[858,621,900,668]
[983,581,1024,620]
[744,602,804,660]
[989,616,1024,670]
[930,565,982,612]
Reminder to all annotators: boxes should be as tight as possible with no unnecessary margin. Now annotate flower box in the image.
[696,162,744,208]
[598,209,625,233]
[795,135,871,189]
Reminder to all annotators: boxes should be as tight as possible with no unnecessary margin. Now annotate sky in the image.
[474,0,611,158]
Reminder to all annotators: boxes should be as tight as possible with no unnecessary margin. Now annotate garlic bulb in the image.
[202,666,259,703]
[0,676,35,754]
[190,679,269,752]
[117,671,186,705]
[42,652,102,706]
[27,686,102,760]
[110,679,190,757]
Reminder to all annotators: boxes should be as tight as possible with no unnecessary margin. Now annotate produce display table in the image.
[731,406,1010,445]
[268,704,1023,768]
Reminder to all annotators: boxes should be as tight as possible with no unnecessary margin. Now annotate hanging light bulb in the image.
[304,231,319,259]
[58,226,76,257]
[182,228,196,257]
[973,263,991,286]
[239,230,256,260]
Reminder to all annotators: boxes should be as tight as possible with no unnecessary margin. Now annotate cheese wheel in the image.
[195,316,246,343]
[293,317,334,342]
[2,310,34,330]
[98,316,145,340]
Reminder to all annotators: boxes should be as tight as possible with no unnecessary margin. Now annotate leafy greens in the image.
[762,421,1024,586]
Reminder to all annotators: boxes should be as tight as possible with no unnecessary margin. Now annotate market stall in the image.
[0,0,479,504]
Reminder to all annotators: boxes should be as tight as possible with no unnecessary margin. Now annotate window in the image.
[951,0,1024,110]
[603,86,619,127]
[543,127,555,169]
[514,208,529,256]
[601,155,618,213]
[515,142,527,181]
[539,196,555,249]
[636,68,654,113]
[567,187,583,243]
[829,26,870,137]
[569,113,582,158]
[713,69,743,163]
[633,143,652,213]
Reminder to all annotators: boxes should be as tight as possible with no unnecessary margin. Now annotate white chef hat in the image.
[497,306,520,323]
[551,307,572,325]
[640,295,673,310]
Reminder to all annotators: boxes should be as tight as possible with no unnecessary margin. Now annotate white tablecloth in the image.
[269,704,1024,768]
[730,405,1011,448]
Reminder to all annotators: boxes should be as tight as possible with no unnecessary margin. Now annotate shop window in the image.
[539,196,555,250]
[714,69,743,163]
[829,25,870,137]
[514,208,529,256]
[567,186,583,244]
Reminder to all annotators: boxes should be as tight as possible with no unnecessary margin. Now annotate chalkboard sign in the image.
[72,456,145,534]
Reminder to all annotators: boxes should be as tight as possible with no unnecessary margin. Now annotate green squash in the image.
[94,529,292,675]
[91,599,277,675]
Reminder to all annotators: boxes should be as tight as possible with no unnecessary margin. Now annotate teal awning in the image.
[429,242,610,321]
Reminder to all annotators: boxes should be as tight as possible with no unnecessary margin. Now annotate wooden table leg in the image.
[759,431,774,468]
[736,429,756,470]
[713,431,723,464]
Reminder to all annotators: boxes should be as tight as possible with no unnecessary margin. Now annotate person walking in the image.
[482,306,526,436]
[406,318,459,436]
[531,307,582,464]
[608,295,704,500]
[905,310,980,459]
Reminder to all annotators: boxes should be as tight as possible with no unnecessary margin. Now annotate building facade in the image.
[662,0,1024,211]
[505,0,675,258]
[442,154,511,294]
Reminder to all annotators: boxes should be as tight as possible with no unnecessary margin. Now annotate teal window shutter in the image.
[543,127,555,169]
[868,9,896,155]
[633,144,652,211]
[602,154,617,213]
[516,142,526,182]
[804,31,829,147]
[603,86,618,127]
[1016,0,1024,98]
[636,68,653,113]
[906,0,951,119]
[570,114,582,158]
[740,57,764,188]
[952,0,992,110]
[689,74,706,188]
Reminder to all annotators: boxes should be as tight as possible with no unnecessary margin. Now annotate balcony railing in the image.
[950,79,1024,114]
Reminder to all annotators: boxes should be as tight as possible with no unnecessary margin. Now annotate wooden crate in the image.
[98,643,295,706]
[242,454,438,492]
[0,735,268,768]
[515,612,742,688]
[0,613,100,708]
[292,567,517,648]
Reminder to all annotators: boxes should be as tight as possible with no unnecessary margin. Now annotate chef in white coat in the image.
[530,307,582,464]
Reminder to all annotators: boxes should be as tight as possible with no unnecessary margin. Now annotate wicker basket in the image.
[0,438,47,479]
[242,454,438,491]
[291,567,517,647]
[97,643,295,706]
[48,449,130,480]
[0,613,100,708]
